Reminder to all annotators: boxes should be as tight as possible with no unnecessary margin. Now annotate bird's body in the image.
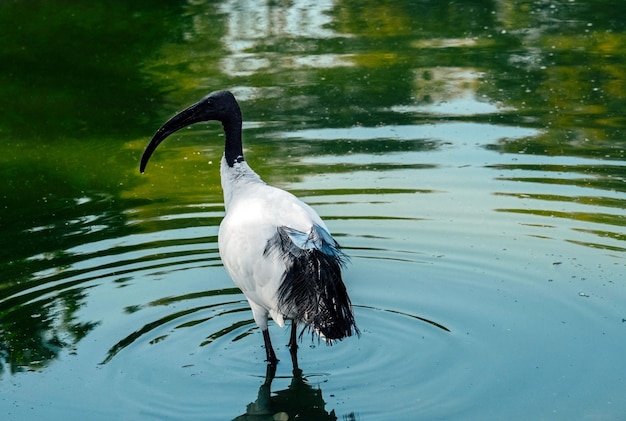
[140,90,358,366]
[218,158,322,330]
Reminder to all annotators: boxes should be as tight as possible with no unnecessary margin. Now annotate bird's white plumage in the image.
[218,156,328,330]
[141,90,357,364]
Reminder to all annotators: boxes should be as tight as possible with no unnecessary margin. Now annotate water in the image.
[1,1,625,420]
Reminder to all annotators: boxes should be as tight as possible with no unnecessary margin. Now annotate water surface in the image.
[1,1,625,420]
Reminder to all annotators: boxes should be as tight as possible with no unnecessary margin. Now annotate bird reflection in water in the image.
[234,363,354,421]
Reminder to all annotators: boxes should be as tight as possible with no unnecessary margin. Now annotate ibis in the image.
[140,90,359,367]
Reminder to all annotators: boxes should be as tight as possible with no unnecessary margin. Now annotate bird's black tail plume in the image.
[264,225,359,342]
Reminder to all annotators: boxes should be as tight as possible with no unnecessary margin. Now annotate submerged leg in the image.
[262,329,278,365]
[288,321,300,373]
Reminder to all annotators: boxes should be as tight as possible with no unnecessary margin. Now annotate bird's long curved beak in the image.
[140,100,208,173]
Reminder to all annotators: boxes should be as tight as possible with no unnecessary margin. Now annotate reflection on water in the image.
[233,365,340,421]
[0,287,99,375]
[488,160,626,252]
[100,289,247,365]
[1,0,626,419]
[219,0,344,77]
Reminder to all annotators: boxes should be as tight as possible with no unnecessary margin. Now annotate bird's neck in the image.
[218,102,265,211]
[220,156,265,211]
[222,112,244,167]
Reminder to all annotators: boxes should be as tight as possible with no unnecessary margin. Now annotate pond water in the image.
[1,1,625,420]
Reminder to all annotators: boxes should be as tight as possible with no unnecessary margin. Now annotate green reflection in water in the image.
[0,0,186,375]
[0,3,624,418]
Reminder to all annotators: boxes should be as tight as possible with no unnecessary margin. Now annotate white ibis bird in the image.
[140,90,359,366]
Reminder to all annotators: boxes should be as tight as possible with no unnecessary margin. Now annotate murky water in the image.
[1,1,625,420]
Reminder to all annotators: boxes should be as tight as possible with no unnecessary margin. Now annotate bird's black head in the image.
[140,90,243,173]
[195,90,241,122]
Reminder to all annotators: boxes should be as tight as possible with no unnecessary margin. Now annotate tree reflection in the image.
[0,288,99,376]
[0,0,181,377]
[484,0,626,160]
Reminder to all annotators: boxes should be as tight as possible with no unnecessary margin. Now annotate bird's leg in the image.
[262,329,279,365]
[288,320,300,373]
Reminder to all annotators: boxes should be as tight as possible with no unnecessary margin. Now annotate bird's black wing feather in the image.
[264,224,359,342]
